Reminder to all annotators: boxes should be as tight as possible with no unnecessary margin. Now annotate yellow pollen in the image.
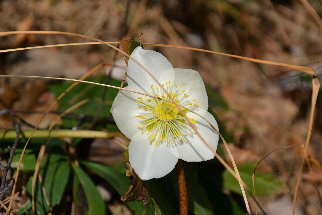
[188,118,196,124]
[153,102,178,121]
[136,115,145,119]
[135,82,201,146]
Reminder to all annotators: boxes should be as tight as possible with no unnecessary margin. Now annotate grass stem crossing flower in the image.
[111,47,219,180]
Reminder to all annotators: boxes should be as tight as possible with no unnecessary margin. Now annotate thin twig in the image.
[0,109,116,125]
[0,109,35,129]
[0,123,21,200]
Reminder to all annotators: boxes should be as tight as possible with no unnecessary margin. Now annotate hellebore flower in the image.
[111,47,219,180]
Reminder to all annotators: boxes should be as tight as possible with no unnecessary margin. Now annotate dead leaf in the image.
[14,16,37,46]
[0,84,18,128]
[120,161,150,205]
[119,37,141,65]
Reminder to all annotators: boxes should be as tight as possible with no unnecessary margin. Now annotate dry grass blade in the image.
[146,44,317,76]
[52,98,90,124]
[294,3,322,213]
[299,0,322,27]
[217,133,251,213]
[0,193,18,215]
[293,77,320,214]
[0,42,118,54]
[32,145,46,213]
[0,75,163,99]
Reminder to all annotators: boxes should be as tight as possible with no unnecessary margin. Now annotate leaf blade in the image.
[72,163,106,215]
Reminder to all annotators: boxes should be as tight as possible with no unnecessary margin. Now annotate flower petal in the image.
[111,85,145,139]
[173,68,208,109]
[129,132,179,180]
[177,109,219,162]
[127,47,175,93]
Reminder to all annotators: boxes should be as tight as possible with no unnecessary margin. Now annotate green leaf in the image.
[72,170,87,213]
[81,160,128,194]
[230,197,245,215]
[151,198,163,215]
[49,76,121,128]
[128,36,141,55]
[121,36,141,64]
[197,159,244,214]
[72,163,106,215]
[201,179,244,215]
[26,154,70,214]
[81,160,154,214]
[16,199,32,215]
[0,138,44,152]
[147,178,178,215]
[223,162,285,196]
[12,153,36,171]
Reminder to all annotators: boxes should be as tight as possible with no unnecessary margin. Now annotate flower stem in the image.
[176,159,188,215]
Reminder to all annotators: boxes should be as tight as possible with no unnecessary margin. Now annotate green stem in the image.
[0,129,121,139]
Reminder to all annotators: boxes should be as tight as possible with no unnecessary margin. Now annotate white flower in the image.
[111,47,219,180]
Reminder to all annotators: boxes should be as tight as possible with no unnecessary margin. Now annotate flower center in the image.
[135,81,199,146]
[153,102,178,121]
